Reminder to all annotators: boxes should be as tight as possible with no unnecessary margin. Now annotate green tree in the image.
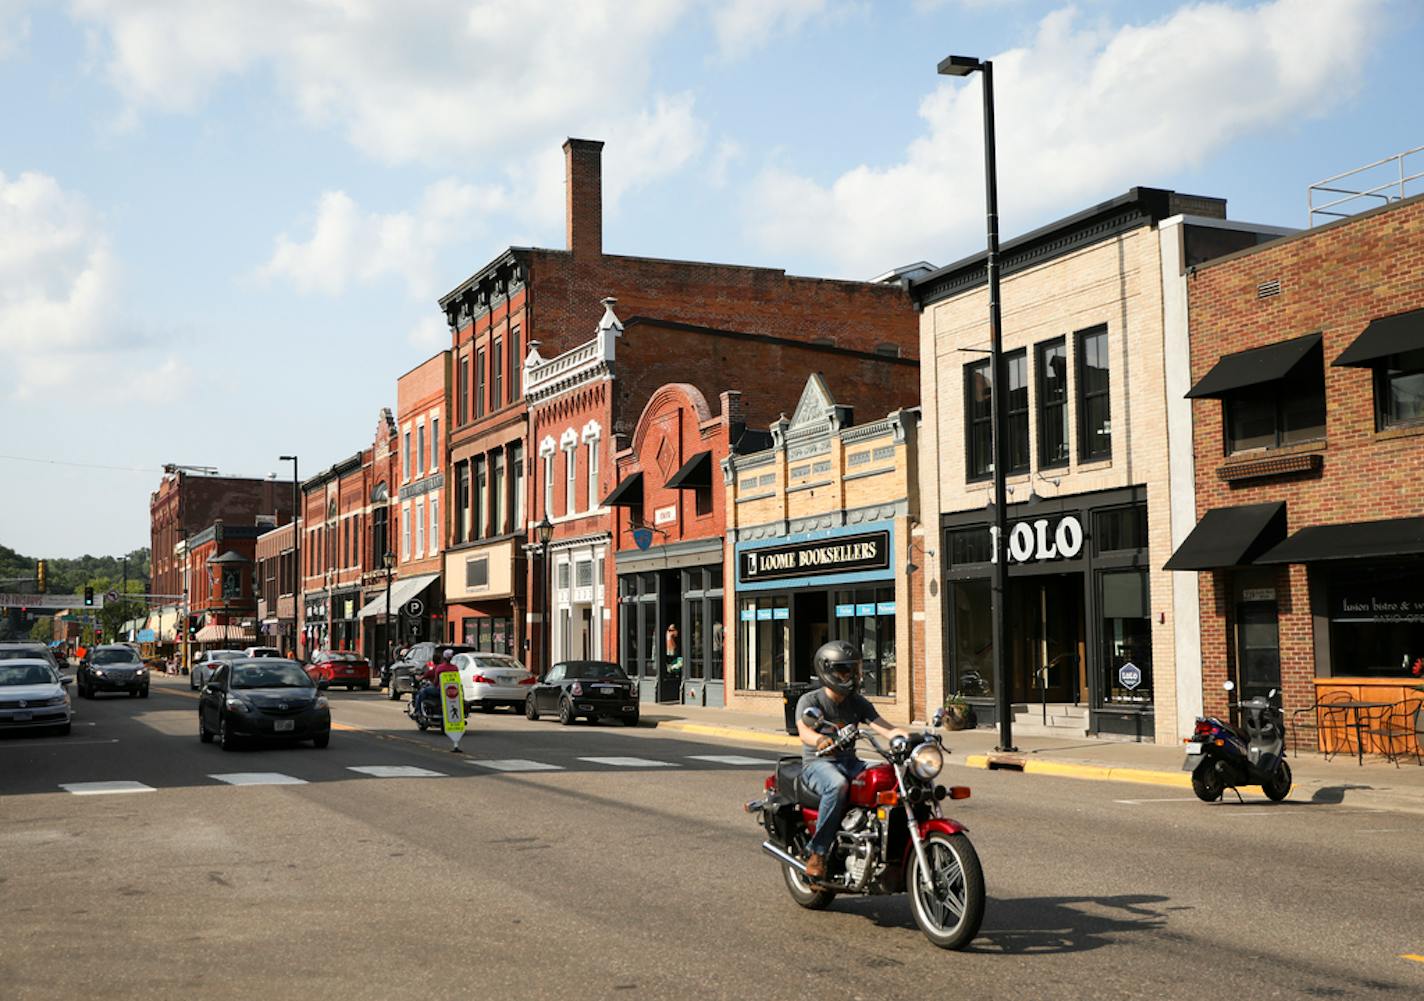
[94,579,147,641]
[29,616,53,642]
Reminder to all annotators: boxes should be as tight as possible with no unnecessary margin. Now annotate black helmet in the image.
[813,640,862,697]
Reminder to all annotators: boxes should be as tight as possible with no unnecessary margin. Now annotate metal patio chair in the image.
[1290,690,1353,760]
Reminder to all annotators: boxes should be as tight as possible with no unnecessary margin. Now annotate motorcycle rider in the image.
[795,640,908,881]
[415,648,455,723]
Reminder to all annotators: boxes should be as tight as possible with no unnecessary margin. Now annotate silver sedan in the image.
[456,653,535,712]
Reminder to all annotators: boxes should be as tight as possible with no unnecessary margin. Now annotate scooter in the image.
[1184,680,1292,802]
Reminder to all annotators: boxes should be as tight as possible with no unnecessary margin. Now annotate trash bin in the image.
[782,683,814,735]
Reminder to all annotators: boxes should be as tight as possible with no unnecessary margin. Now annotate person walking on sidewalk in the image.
[794,640,907,882]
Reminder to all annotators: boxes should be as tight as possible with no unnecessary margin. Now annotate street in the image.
[2,675,1422,1001]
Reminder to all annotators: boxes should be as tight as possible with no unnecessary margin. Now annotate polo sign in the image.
[1118,662,1142,691]
[990,514,1084,565]
[739,531,890,584]
[438,670,465,751]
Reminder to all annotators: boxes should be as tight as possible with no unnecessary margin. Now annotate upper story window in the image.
[430,417,439,472]
[1036,337,1068,468]
[511,442,526,530]
[964,359,992,481]
[491,451,506,536]
[564,444,577,515]
[417,423,426,474]
[475,349,486,419]
[473,455,487,540]
[1188,333,1326,455]
[1076,326,1111,462]
[457,355,469,425]
[454,462,470,544]
[509,325,522,399]
[402,431,411,482]
[1006,349,1028,474]
[491,338,503,411]
[541,447,554,521]
[1373,349,1424,430]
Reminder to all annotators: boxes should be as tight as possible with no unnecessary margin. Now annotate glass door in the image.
[1237,601,1281,702]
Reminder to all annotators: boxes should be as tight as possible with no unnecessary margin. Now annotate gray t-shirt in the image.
[796,687,881,762]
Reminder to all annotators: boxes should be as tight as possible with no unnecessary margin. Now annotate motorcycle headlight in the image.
[908,741,945,781]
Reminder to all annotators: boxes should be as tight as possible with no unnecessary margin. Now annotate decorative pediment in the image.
[789,373,836,430]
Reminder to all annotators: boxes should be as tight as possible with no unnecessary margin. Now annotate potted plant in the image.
[942,692,977,731]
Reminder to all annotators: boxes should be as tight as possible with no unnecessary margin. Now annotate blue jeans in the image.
[801,756,866,857]
[416,682,438,720]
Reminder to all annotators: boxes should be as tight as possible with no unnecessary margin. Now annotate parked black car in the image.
[525,660,638,726]
[384,642,475,700]
[198,659,331,750]
[77,644,149,698]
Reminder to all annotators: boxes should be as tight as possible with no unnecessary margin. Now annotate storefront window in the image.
[951,579,993,698]
[687,600,705,680]
[1099,569,1152,705]
[739,596,788,690]
[461,617,514,655]
[1094,504,1147,555]
[948,527,992,566]
[1327,565,1424,677]
[832,587,896,697]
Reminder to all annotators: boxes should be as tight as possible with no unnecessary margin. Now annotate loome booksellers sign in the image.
[739,531,890,584]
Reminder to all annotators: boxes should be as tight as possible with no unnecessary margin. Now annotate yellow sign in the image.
[438,670,465,748]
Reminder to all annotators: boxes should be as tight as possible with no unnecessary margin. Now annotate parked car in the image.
[0,641,65,675]
[243,646,283,658]
[525,660,639,726]
[191,650,246,690]
[0,658,73,735]
[385,642,475,700]
[305,650,371,691]
[454,653,535,712]
[77,644,149,698]
[197,658,331,750]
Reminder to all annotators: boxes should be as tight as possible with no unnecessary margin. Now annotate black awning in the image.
[601,472,643,508]
[664,450,713,490]
[1163,502,1287,571]
[1332,308,1424,368]
[1256,516,1424,564]
[1185,333,1321,399]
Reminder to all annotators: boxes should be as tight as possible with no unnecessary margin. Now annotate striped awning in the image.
[195,623,256,643]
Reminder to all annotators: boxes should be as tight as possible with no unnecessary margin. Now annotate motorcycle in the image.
[405,684,443,731]
[745,706,986,950]
[1184,680,1292,802]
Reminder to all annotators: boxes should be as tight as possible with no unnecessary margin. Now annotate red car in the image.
[305,651,371,691]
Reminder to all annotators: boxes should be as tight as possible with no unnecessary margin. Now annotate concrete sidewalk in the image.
[640,703,1424,815]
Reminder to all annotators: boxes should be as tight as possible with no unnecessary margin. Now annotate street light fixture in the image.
[939,52,1015,752]
[279,455,299,658]
[382,550,396,671]
[536,516,554,677]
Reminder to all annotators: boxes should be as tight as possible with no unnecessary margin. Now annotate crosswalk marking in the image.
[686,755,776,766]
[347,765,446,778]
[579,756,677,768]
[59,781,155,795]
[210,772,308,786]
[466,759,565,772]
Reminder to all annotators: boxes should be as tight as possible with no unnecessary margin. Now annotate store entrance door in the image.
[1008,573,1085,705]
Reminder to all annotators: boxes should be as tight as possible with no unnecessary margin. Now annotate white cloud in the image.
[745,0,1385,277]
[711,0,829,57]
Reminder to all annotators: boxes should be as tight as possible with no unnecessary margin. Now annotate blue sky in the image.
[3,0,1421,559]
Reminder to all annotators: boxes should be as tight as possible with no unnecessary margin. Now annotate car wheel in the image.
[622,711,640,727]
[53,721,72,737]
[525,695,540,721]
[199,712,213,743]
[218,716,239,752]
[479,703,494,713]
[312,729,330,749]
[558,698,576,726]
[139,687,149,698]
[358,682,370,692]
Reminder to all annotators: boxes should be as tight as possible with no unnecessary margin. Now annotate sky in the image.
[3,0,1421,559]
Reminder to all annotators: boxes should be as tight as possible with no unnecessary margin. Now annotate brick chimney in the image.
[563,138,604,258]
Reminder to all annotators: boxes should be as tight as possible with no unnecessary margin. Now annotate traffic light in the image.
[94,627,103,640]
[83,586,94,607]
[188,614,200,637]
[36,560,46,594]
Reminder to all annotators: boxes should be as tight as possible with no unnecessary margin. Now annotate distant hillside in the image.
[0,543,151,595]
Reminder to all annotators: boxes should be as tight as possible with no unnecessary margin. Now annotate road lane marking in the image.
[579,756,678,768]
[347,765,446,778]
[0,738,118,749]
[1400,954,1424,964]
[686,755,777,766]
[1114,797,1200,804]
[59,781,155,795]
[465,759,564,772]
[210,772,308,786]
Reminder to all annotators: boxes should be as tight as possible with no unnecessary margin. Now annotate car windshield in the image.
[93,648,140,665]
[0,647,48,661]
[0,663,56,686]
[561,661,627,680]
[230,663,312,689]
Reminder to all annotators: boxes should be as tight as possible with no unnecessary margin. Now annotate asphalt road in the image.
[3,674,1422,1001]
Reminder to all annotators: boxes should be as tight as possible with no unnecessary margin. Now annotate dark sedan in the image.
[77,644,149,698]
[198,659,331,750]
[525,660,638,727]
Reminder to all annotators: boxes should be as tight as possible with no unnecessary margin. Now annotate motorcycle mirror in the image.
[1222,680,1235,692]
[801,706,824,727]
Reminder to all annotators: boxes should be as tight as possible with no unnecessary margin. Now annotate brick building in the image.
[1167,193,1424,731]
[389,353,451,650]
[186,521,264,649]
[913,188,1289,743]
[255,522,297,655]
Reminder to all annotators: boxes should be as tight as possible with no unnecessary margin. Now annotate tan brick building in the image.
[913,188,1289,744]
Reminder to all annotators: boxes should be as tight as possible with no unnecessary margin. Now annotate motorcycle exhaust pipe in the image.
[761,839,808,874]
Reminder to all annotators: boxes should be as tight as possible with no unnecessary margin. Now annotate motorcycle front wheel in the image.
[908,831,984,950]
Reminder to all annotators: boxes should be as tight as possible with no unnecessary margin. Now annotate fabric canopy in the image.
[356,573,439,619]
[601,472,644,508]
[664,451,713,490]
[195,623,255,643]
[1332,307,1424,368]
[1186,333,1321,399]
[1163,502,1287,571]
[1257,516,1424,564]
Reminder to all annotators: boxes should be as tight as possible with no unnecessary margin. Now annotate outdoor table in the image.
[1336,700,1392,765]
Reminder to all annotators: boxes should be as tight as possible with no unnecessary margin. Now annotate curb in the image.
[650,719,801,750]
[961,753,1193,789]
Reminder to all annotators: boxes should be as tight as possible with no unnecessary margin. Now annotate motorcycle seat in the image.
[775,756,822,809]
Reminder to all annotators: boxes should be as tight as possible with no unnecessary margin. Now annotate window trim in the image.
[1005,347,1029,475]
[1372,351,1424,432]
[1035,336,1069,469]
[1075,325,1112,463]
[963,358,992,483]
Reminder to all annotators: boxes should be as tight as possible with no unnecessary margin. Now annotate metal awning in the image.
[1332,308,1424,367]
[1164,502,1287,571]
[664,451,713,490]
[195,623,256,643]
[601,472,644,508]
[1186,333,1321,399]
[356,573,440,619]
[1257,516,1424,564]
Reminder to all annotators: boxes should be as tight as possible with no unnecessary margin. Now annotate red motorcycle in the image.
[746,706,985,949]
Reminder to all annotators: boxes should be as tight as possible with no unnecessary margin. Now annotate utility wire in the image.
[0,454,165,474]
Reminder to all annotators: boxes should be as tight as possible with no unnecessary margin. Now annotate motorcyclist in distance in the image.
[416,648,455,722]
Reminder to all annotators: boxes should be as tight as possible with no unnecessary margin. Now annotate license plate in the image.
[499,676,517,685]
[597,686,615,695]
[1184,742,1202,754]
[274,719,295,732]
[14,712,31,722]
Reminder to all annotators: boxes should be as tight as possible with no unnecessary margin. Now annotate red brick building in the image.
[391,353,451,650]
[255,522,297,655]
[1168,193,1424,727]
[185,521,264,649]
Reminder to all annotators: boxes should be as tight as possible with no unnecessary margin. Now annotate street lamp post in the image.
[536,517,554,677]
[279,455,299,658]
[382,550,396,671]
[939,53,1015,752]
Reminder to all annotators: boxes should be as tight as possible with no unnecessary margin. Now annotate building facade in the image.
[391,353,451,650]
[1168,193,1424,730]
[255,521,297,656]
[186,521,264,649]
[912,188,1290,743]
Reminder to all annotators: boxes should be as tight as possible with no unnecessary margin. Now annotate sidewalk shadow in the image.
[840,892,1173,954]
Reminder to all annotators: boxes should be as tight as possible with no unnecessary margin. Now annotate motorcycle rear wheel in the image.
[1263,760,1292,802]
[1191,764,1224,802]
[908,831,984,950]
[782,861,835,910]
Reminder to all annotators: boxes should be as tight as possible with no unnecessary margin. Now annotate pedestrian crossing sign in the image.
[438,670,465,749]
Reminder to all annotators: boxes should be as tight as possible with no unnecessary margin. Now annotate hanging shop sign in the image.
[1118,662,1142,690]
[990,515,1084,565]
[739,531,889,584]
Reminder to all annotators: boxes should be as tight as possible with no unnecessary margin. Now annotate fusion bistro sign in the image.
[740,531,890,583]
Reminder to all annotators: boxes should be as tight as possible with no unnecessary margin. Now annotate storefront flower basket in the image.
[942,693,977,731]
